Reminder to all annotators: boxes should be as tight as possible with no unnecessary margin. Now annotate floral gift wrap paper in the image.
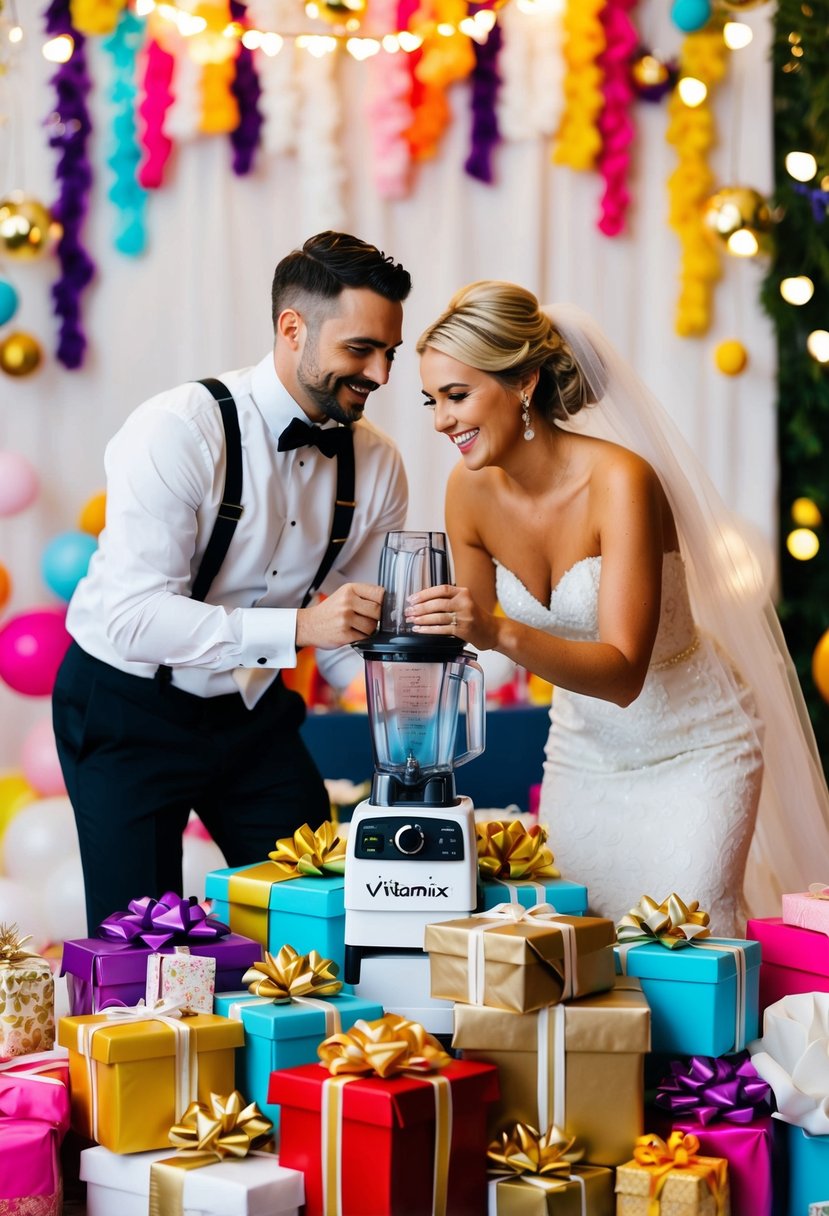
[0,925,55,1057]
[146,947,216,1015]
[615,1133,730,1216]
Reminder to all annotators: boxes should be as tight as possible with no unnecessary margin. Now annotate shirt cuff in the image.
[237,608,298,670]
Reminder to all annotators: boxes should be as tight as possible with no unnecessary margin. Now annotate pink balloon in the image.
[21,717,66,795]
[0,607,71,696]
[0,451,39,517]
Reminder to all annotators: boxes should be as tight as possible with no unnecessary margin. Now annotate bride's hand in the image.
[405,584,496,650]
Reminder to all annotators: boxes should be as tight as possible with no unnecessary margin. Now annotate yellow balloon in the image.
[714,339,748,376]
[78,491,107,537]
[0,331,43,378]
[814,631,829,703]
[0,772,37,841]
[0,194,59,261]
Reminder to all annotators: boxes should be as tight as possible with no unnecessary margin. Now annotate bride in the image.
[406,280,829,935]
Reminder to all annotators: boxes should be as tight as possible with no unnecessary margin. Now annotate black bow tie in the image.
[277,417,351,459]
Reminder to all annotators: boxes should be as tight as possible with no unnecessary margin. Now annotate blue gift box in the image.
[213,989,383,1127]
[614,937,760,1055]
[205,866,345,975]
[788,1124,829,1214]
[480,877,588,915]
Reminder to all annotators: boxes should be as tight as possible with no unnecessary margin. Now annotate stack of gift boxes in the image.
[4,818,829,1213]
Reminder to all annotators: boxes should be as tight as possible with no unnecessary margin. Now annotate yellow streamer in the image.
[318,1012,451,1078]
[241,944,343,1003]
[476,820,560,881]
[69,0,127,36]
[553,0,606,171]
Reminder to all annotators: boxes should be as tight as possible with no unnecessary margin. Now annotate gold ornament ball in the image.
[813,630,829,703]
[0,331,43,377]
[631,52,671,90]
[714,339,749,375]
[715,0,769,9]
[702,186,773,248]
[0,194,58,261]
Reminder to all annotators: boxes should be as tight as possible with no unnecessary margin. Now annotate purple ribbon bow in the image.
[97,891,230,951]
[654,1054,770,1126]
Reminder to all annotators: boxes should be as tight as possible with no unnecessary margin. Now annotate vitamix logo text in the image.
[366,877,451,899]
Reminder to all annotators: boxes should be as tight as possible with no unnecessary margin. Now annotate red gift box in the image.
[746,916,829,1012]
[269,1059,499,1216]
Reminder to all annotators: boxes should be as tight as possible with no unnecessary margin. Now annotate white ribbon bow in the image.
[749,992,829,1134]
[467,902,576,1006]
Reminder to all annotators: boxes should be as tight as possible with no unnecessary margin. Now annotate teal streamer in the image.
[102,9,147,256]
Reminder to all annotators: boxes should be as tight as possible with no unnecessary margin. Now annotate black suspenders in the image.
[155,377,356,684]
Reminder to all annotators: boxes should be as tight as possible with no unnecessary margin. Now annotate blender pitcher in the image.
[377,531,451,639]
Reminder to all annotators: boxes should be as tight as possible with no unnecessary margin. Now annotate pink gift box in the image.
[661,1114,780,1216]
[145,945,215,1014]
[782,890,829,934]
[746,917,829,1013]
[0,1051,71,1212]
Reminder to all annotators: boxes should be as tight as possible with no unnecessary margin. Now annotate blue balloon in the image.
[0,279,19,327]
[671,0,711,32]
[41,530,98,602]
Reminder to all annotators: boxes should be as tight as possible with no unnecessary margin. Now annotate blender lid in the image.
[353,632,473,659]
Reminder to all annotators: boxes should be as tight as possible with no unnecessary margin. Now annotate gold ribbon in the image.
[632,1132,728,1216]
[318,1012,451,1078]
[226,821,346,942]
[0,922,43,970]
[241,945,343,1003]
[476,821,561,882]
[487,1123,582,1177]
[148,1090,274,1216]
[616,893,711,949]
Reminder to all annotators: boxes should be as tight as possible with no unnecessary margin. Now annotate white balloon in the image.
[41,854,87,944]
[1,795,79,881]
[476,647,518,692]
[0,876,49,948]
[182,833,227,902]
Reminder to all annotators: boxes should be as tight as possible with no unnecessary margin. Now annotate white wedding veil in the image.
[546,302,829,917]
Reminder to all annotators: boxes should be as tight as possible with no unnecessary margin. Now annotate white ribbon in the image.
[0,1047,69,1087]
[227,990,342,1037]
[466,903,575,1006]
[536,1004,566,1132]
[487,1171,586,1215]
[490,878,548,906]
[77,998,196,1141]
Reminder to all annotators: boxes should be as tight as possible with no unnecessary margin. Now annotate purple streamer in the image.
[98,891,231,951]
[44,0,96,370]
[654,1054,771,1126]
[464,20,502,185]
[229,0,263,176]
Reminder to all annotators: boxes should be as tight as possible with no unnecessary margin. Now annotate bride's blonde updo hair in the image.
[416,280,596,421]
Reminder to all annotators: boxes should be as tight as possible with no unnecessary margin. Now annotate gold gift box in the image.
[615,1156,730,1215]
[0,957,55,1057]
[454,979,651,1165]
[425,913,615,1013]
[58,1012,244,1154]
[490,1165,614,1215]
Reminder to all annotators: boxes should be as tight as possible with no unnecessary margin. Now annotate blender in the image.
[343,531,485,987]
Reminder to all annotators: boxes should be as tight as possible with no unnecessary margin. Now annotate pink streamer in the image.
[596,0,638,237]
[138,38,175,189]
[367,0,415,199]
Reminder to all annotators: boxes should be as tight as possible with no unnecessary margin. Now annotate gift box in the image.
[0,1049,71,1216]
[454,977,650,1166]
[786,1125,829,1215]
[425,906,615,1013]
[782,886,829,934]
[614,937,760,1055]
[213,988,383,1128]
[270,1058,499,1215]
[0,925,55,1056]
[746,916,829,1011]
[81,1141,304,1215]
[487,1166,614,1215]
[615,1135,730,1216]
[146,946,216,1015]
[480,878,588,915]
[656,1116,778,1216]
[60,932,262,1016]
[58,1010,244,1153]
[475,821,587,916]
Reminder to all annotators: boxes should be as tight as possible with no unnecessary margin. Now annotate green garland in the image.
[761,0,829,761]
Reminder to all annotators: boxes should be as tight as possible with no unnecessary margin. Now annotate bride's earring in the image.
[521,392,535,441]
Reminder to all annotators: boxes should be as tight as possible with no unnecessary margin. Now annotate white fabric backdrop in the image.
[0,1,775,768]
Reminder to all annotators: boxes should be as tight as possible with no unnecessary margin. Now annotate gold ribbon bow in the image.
[616,893,711,949]
[487,1123,583,1177]
[318,1013,451,1078]
[268,821,346,878]
[476,820,561,881]
[241,944,343,1003]
[149,1091,274,1216]
[633,1132,727,1216]
[808,883,829,900]
[0,922,41,969]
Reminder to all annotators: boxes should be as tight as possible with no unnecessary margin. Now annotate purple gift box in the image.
[60,892,262,1015]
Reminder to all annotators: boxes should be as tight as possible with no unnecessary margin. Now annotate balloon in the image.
[0,771,37,843]
[21,718,66,797]
[0,607,71,696]
[41,854,87,943]
[0,331,43,378]
[1,795,79,881]
[714,339,749,376]
[182,833,227,902]
[0,877,49,948]
[0,451,39,516]
[41,530,97,602]
[0,193,58,260]
[814,631,829,703]
[0,561,10,611]
[0,278,19,325]
[671,0,711,31]
[78,490,106,537]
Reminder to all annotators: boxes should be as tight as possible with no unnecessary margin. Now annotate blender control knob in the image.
[394,824,426,855]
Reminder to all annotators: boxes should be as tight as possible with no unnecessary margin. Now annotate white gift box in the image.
[80,1145,304,1216]
[145,946,216,1015]
[353,949,454,1035]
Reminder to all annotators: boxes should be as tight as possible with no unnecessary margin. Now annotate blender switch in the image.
[393,824,426,856]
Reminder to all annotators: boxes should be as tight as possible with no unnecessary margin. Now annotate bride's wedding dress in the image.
[496,551,763,937]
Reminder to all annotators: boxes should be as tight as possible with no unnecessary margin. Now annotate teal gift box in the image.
[205,866,345,975]
[789,1125,829,1214]
[481,877,588,915]
[212,989,383,1128]
[614,937,760,1055]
